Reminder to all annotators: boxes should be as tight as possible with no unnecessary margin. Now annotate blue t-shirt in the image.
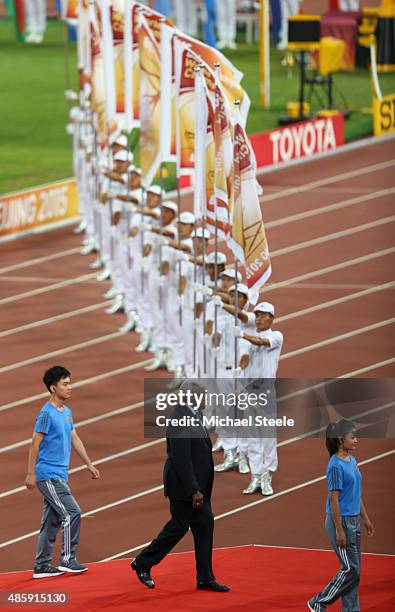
[34,402,74,481]
[326,454,362,516]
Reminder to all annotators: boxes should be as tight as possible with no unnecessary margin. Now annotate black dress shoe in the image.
[130,559,155,589]
[197,580,230,592]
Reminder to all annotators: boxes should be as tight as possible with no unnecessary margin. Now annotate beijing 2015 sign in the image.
[373,93,395,137]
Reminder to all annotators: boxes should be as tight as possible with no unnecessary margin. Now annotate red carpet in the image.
[0,545,394,611]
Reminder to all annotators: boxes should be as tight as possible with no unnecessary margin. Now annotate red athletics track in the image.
[0,138,394,604]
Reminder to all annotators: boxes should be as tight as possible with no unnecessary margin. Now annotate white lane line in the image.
[0,301,112,339]
[0,360,152,412]
[281,317,395,361]
[0,276,68,284]
[0,331,124,374]
[265,188,395,230]
[263,247,395,293]
[0,272,97,307]
[251,543,395,558]
[0,249,393,411]
[97,449,395,562]
[1,270,394,376]
[2,396,392,498]
[0,438,164,499]
[0,248,81,275]
[2,444,392,551]
[277,281,395,323]
[262,159,395,203]
[339,357,395,378]
[0,399,146,454]
[271,216,395,259]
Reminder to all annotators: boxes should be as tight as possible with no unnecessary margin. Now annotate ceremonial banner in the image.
[0,180,79,242]
[230,109,272,304]
[139,13,162,186]
[193,68,209,220]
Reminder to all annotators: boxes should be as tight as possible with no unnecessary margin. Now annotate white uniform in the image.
[238,328,283,474]
[24,0,46,39]
[279,0,302,49]
[216,0,236,47]
[173,0,198,37]
[143,227,174,351]
[109,177,129,297]
[122,189,143,314]
[180,258,205,377]
[212,308,255,451]
[161,239,193,369]
[127,206,157,325]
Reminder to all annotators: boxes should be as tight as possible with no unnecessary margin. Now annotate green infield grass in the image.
[0,18,393,195]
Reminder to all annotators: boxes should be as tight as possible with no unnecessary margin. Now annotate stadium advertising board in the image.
[373,93,395,137]
[0,179,79,242]
[249,113,344,167]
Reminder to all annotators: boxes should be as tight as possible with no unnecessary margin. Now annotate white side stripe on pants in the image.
[46,481,70,563]
[320,545,351,603]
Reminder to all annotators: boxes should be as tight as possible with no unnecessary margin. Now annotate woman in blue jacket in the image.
[308,420,374,611]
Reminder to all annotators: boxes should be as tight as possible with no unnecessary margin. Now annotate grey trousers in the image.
[311,514,361,611]
[35,478,81,567]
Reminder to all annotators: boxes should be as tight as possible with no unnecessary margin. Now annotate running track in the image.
[0,137,394,574]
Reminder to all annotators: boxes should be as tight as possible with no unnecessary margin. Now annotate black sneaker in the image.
[58,560,88,573]
[33,565,65,579]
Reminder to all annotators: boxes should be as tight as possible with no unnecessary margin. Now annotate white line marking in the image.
[339,357,395,378]
[2,449,392,551]
[251,543,395,558]
[6,281,391,374]
[271,216,395,259]
[0,301,112,339]
[0,438,164,499]
[0,331,124,374]
[0,276,68,283]
[262,159,395,203]
[263,247,395,293]
[281,317,395,361]
[97,449,395,562]
[0,360,152,412]
[0,273,97,307]
[0,248,81,275]
[277,281,395,323]
[265,188,395,230]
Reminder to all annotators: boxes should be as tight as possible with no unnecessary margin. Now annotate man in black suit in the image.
[131,382,230,592]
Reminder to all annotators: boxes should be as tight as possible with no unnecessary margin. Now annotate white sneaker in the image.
[89,256,102,270]
[261,470,273,496]
[243,474,261,494]
[238,451,250,474]
[135,330,152,353]
[214,449,238,472]
[103,287,116,299]
[145,350,168,371]
[105,294,124,315]
[212,438,223,453]
[96,267,111,282]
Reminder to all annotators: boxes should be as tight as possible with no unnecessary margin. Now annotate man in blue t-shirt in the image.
[25,366,100,579]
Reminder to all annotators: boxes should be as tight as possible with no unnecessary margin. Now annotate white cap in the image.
[146,185,162,195]
[162,200,178,214]
[221,268,242,282]
[229,283,249,297]
[130,166,142,175]
[113,150,133,163]
[206,251,227,265]
[179,212,195,224]
[192,227,210,239]
[254,301,275,316]
[113,134,128,148]
[69,106,81,120]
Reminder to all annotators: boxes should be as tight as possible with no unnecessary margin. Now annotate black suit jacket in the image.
[163,405,214,501]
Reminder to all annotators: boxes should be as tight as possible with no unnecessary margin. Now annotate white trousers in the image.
[279,0,301,46]
[24,0,47,35]
[238,437,278,474]
[339,0,359,10]
[216,0,236,44]
[173,0,198,36]
[111,224,126,296]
